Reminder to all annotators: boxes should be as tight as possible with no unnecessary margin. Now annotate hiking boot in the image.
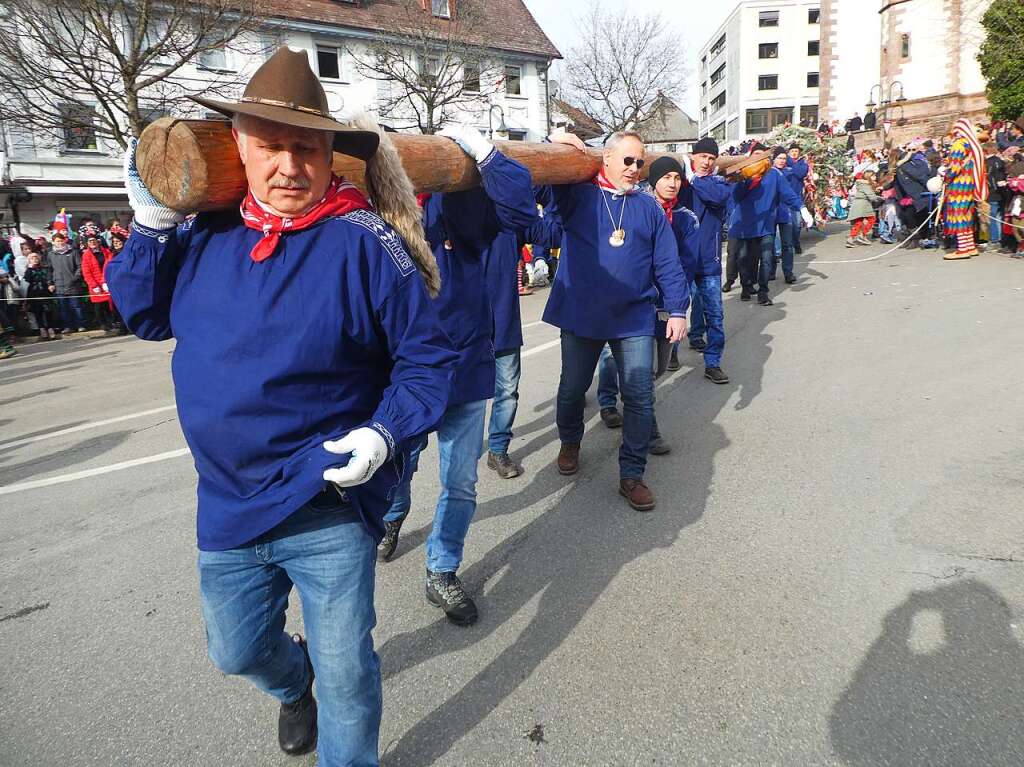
[704,366,730,384]
[689,338,707,352]
[666,348,681,371]
[487,451,523,479]
[721,281,733,293]
[278,635,317,756]
[784,274,797,284]
[758,294,773,306]
[600,407,623,429]
[619,479,656,511]
[557,442,580,475]
[426,570,478,626]
[648,437,671,456]
[377,517,405,562]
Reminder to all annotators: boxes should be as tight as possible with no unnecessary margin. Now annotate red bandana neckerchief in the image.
[658,195,677,223]
[594,170,636,198]
[240,174,371,262]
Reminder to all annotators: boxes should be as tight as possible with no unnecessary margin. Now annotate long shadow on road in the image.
[378,266,791,765]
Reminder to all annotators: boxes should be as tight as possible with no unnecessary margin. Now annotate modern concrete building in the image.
[696,0,822,145]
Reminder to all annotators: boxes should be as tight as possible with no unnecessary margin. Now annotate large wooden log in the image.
[137,118,748,213]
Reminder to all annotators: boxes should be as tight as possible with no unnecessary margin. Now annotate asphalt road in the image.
[2,229,1024,766]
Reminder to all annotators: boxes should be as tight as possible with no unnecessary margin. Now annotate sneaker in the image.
[845,238,857,248]
[740,290,752,301]
[377,517,405,562]
[557,442,581,475]
[278,635,317,756]
[61,327,72,335]
[600,407,623,429]
[689,338,707,352]
[721,281,733,293]
[855,235,872,245]
[757,294,773,306]
[784,274,797,284]
[426,570,478,626]
[487,451,523,479]
[77,327,87,332]
[666,348,681,372]
[0,347,16,360]
[37,329,49,341]
[648,437,671,456]
[704,366,730,384]
[619,479,656,512]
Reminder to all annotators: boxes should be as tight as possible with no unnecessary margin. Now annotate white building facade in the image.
[0,8,559,237]
[817,0,882,125]
[697,0,823,145]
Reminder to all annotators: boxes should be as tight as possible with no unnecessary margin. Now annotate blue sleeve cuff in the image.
[370,420,397,460]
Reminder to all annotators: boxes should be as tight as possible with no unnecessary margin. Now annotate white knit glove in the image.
[438,124,494,164]
[124,137,185,230]
[801,207,814,228]
[681,154,696,183]
[322,428,388,488]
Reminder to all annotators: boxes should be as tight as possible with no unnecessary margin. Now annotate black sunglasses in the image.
[623,156,645,169]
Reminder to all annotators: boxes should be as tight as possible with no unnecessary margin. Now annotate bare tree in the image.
[563,2,687,134]
[0,0,267,151]
[348,0,498,135]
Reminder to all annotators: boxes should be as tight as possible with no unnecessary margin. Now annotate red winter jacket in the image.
[81,246,114,304]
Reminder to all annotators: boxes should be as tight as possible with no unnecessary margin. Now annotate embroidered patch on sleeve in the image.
[342,209,416,277]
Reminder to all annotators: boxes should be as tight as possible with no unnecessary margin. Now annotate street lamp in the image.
[488,104,508,140]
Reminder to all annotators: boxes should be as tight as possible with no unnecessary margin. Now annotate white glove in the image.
[124,137,185,230]
[92,286,101,293]
[101,282,108,292]
[438,124,494,164]
[800,207,814,228]
[322,427,388,488]
[681,154,696,183]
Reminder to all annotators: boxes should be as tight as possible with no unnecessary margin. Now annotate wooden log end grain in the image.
[137,118,249,212]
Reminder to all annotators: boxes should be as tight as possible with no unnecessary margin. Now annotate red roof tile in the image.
[263,0,561,60]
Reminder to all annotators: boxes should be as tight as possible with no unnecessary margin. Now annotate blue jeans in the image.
[597,345,618,410]
[487,350,521,455]
[688,276,725,367]
[557,331,654,480]
[198,497,380,767]
[791,207,803,251]
[59,294,86,329]
[385,398,486,572]
[989,202,1003,244]
[771,221,795,279]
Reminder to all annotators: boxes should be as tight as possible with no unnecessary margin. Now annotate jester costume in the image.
[943,118,988,260]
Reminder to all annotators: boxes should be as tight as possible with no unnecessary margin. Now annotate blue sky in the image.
[522,0,735,116]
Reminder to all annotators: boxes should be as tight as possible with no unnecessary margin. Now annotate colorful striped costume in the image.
[943,119,988,258]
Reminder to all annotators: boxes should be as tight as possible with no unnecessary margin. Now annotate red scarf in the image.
[239,175,371,262]
[594,171,636,197]
[658,195,676,223]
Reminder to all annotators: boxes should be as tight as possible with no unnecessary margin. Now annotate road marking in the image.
[523,339,561,358]
[0,448,191,496]
[0,405,178,450]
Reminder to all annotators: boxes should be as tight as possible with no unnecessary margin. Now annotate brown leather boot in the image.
[557,443,580,475]
[619,479,655,511]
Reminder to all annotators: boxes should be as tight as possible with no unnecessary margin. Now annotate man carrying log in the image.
[376,127,538,627]
[107,48,457,766]
[545,130,689,512]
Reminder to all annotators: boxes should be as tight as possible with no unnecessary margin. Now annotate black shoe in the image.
[721,282,733,293]
[757,294,773,306]
[377,517,405,562]
[704,366,730,384]
[426,569,478,626]
[278,635,317,756]
[487,451,523,479]
[600,407,623,429]
[794,245,803,255]
[784,274,797,284]
[740,290,752,301]
[768,272,777,281]
[689,338,707,352]
[666,349,681,372]
[648,436,671,455]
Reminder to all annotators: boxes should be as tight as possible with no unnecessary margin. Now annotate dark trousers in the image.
[30,303,55,330]
[725,237,741,286]
[739,235,774,297]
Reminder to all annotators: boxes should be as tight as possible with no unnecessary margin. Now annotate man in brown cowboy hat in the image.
[108,47,457,765]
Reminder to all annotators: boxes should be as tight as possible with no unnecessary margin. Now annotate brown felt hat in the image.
[190,47,379,160]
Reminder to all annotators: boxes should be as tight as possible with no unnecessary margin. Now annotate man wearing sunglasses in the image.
[543,129,689,512]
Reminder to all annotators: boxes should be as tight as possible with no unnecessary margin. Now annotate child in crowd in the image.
[81,233,117,331]
[846,171,882,247]
[877,172,901,244]
[23,251,59,340]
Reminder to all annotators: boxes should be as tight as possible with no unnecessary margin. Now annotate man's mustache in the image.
[268,177,311,190]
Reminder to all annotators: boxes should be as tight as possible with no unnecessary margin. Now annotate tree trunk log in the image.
[137,117,738,213]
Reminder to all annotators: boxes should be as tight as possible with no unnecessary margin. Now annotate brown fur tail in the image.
[350,113,441,298]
